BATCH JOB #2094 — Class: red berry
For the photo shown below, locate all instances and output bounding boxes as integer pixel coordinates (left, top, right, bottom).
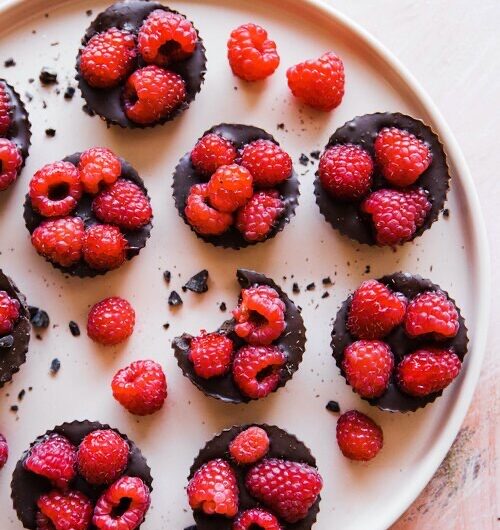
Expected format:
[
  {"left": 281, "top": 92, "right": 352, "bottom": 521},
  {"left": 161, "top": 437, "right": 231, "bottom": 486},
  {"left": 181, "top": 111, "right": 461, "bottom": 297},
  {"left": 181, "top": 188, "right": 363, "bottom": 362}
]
[
  {"left": 229, "top": 426, "right": 269, "bottom": 465},
  {"left": 112, "top": 359, "right": 167, "bottom": 416},
  {"left": 396, "top": 348, "right": 462, "bottom": 397},
  {"left": 233, "top": 345, "right": 286, "bottom": 399},
  {"left": 286, "top": 51, "right": 345, "bottom": 111},
  {"left": 227, "top": 23, "right": 280, "bottom": 81},
  {"left": 0, "top": 138, "right": 22, "bottom": 191},
  {"left": 185, "top": 183, "right": 233, "bottom": 235},
  {"left": 336, "top": 410, "right": 383, "bottom": 461},
  {"left": 207, "top": 164, "right": 253, "bottom": 213},
  {"left": 80, "top": 27, "right": 137, "bottom": 89},
  {"left": 235, "top": 190, "right": 284, "bottom": 242},
  {"left": 240, "top": 139, "right": 292, "bottom": 187},
  {"left": 0, "top": 434, "right": 8, "bottom": 470},
  {"left": 374, "top": 127, "right": 432, "bottom": 187},
  {"left": 77, "top": 429, "right": 129, "bottom": 485},
  {"left": 234, "top": 508, "right": 282, "bottom": 530},
  {"left": 361, "top": 187, "right": 431, "bottom": 246},
  {"left": 189, "top": 331, "right": 234, "bottom": 379},
  {"left": 190, "top": 133, "right": 237, "bottom": 176},
  {"left": 37, "top": 490, "right": 93, "bottom": 530},
  {"left": 0, "top": 290, "right": 20, "bottom": 335},
  {"left": 78, "top": 147, "right": 121, "bottom": 194},
  {"left": 245, "top": 458, "right": 323, "bottom": 523},
  {"left": 83, "top": 224, "right": 127, "bottom": 270},
  {"left": 0, "top": 82, "right": 11, "bottom": 136},
  {"left": 87, "top": 296, "right": 135, "bottom": 346},
  {"left": 123, "top": 65, "right": 186, "bottom": 125},
  {"left": 187, "top": 458, "right": 239, "bottom": 517}
]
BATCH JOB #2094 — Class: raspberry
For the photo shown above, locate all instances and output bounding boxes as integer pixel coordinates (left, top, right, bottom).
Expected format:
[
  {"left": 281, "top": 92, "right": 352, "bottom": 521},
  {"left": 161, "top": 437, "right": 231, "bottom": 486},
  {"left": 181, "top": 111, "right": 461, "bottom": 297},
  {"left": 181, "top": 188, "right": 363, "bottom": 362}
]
[
  {"left": 240, "top": 139, "right": 292, "bottom": 187},
  {"left": 93, "top": 476, "right": 151, "bottom": 530},
  {"left": 37, "top": 490, "right": 93, "bottom": 530},
  {"left": 83, "top": 224, "right": 127, "bottom": 270},
  {"left": 347, "top": 279, "right": 407, "bottom": 339},
  {"left": 0, "top": 290, "right": 20, "bottom": 335},
  {"left": 235, "top": 190, "right": 284, "bottom": 242},
  {"left": 123, "top": 65, "right": 186, "bottom": 125},
  {"left": 24, "top": 434, "right": 77, "bottom": 489},
  {"left": 0, "top": 138, "right": 22, "bottom": 191},
  {"left": 227, "top": 23, "right": 280, "bottom": 81},
  {"left": 233, "top": 345, "right": 286, "bottom": 399},
  {"left": 229, "top": 426, "right": 269, "bottom": 465},
  {"left": 80, "top": 27, "right": 137, "bottom": 88},
  {"left": 187, "top": 459, "right": 239, "bottom": 517},
  {"left": 233, "top": 285, "right": 286, "bottom": 345},
  {"left": 78, "top": 147, "right": 121, "bottom": 194},
  {"left": 207, "top": 164, "right": 253, "bottom": 213},
  {"left": 93, "top": 179, "right": 153, "bottom": 230},
  {"left": 112, "top": 359, "right": 167, "bottom": 415},
  {"left": 0, "top": 82, "right": 11, "bottom": 136},
  {"left": 185, "top": 183, "right": 233, "bottom": 235},
  {"left": 0, "top": 434, "right": 8, "bottom": 470},
  {"left": 404, "top": 291, "right": 459, "bottom": 339},
  {"left": 361, "top": 188, "right": 431, "bottom": 246},
  {"left": 138, "top": 10, "right": 197, "bottom": 66},
  {"left": 336, "top": 410, "right": 383, "bottom": 461},
  {"left": 31, "top": 217, "right": 85, "bottom": 267},
  {"left": 286, "top": 51, "right": 345, "bottom": 111},
  {"left": 245, "top": 458, "right": 323, "bottom": 523},
  {"left": 77, "top": 429, "right": 129, "bottom": 485},
  {"left": 87, "top": 296, "right": 135, "bottom": 346},
  {"left": 342, "top": 340, "right": 394, "bottom": 399},
  {"left": 29, "top": 161, "right": 83, "bottom": 217},
  {"left": 191, "top": 133, "right": 237, "bottom": 176},
  {"left": 396, "top": 348, "right": 462, "bottom": 397},
  {"left": 189, "top": 331, "right": 234, "bottom": 379},
  {"left": 375, "top": 127, "right": 432, "bottom": 187},
  {"left": 233, "top": 508, "right": 282, "bottom": 530}
]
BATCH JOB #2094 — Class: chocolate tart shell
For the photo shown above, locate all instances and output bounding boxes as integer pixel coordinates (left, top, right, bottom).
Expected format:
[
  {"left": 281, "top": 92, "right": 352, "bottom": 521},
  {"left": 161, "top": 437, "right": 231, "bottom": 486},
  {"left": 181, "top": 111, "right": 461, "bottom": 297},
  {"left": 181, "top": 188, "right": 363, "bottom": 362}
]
[
  {"left": 11, "top": 420, "right": 153, "bottom": 530},
  {"left": 314, "top": 112, "right": 450, "bottom": 245},
  {"left": 173, "top": 269, "right": 307, "bottom": 404},
  {"left": 172, "top": 123, "right": 300, "bottom": 249},
  {"left": 331, "top": 272, "right": 469, "bottom": 412}
]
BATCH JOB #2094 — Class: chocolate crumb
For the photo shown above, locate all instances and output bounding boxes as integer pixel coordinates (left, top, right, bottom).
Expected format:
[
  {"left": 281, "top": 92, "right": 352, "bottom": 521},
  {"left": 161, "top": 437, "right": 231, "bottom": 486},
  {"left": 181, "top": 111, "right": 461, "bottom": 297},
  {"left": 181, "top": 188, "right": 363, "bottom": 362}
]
[
  {"left": 322, "top": 292, "right": 330, "bottom": 299},
  {"left": 163, "top": 323, "right": 170, "bottom": 330},
  {"left": 64, "top": 86, "right": 75, "bottom": 100},
  {"left": 299, "top": 153, "right": 309, "bottom": 166},
  {"left": 183, "top": 269, "right": 209, "bottom": 293},
  {"left": 82, "top": 103, "right": 95, "bottom": 117},
  {"left": 50, "top": 358, "right": 61, "bottom": 374},
  {"left": 86, "top": 9, "right": 93, "bottom": 16},
  {"left": 292, "top": 282, "right": 300, "bottom": 294},
  {"left": 18, "top": 389, "right": 25, "bottom": 401},
  {"left": 443, "top": 208, "right": 450, "bottom": 218},
  {"left": 306, "top": 282, "right": 315, "bottom": 291},
  {"left": 168, "top": 291, "right": 183, "bottom": 307},
  {"left": 24, "top": 92, "right": 33, "bottom": 102},
  {"left": 326, "top": 400, "right": 340, "bottom": 413},
  {"left": 45, "top": 128, "right": 56, "bottom": 137},
  {"left": 42, "top": 101, "right": 47, "bottom": 109},
  {"left": 0, "top": 335, "right": 14, "bottom": 348},
  {"left": 39, "top": 67, "right": 58, "bottom": 85},
  {"left": 277, "top": 123, "right": 285, "bottom": 130},
  {"left": 35, "top": 334, "right": 42, "bottom": 340},
  {"left": 365, "top": 265, "right": 371, "bottom": 274},
  {"left": 322, "top": 276, "right": 332, "bottom": 286},
  {"left": 219, "top": 302, "right": 227, "bottom": 312},
  {"left": 28, "top": 78, "right": 34, "bottom": 84},
  {"left": 10, "top": 405, "right": 18, "bottom": 413},
  {"left": 29, "top": 306, "right": 50, "bottom": 329},
  {"left": 69, "top": 321, "right": 80, "bottom": 336},
  {"left": 310, "top": 150, "right": 321, "bottom": 160},
  {"left": 4, "top": 58, "right": 16, "bottom": 68},
  {"left": 50, "top": 41, "right": 59, "bottom": 47},
  {"left": 163, "top": 270, "right": 171, "bottom": 283}
]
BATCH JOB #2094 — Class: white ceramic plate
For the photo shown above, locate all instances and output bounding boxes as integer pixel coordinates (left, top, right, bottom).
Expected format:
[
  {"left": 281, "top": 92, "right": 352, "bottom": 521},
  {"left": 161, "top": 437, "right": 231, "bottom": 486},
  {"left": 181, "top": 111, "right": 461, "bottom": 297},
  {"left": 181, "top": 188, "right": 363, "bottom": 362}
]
[{"left": 0, "top": 1, "right": 490, "bottom": 529}]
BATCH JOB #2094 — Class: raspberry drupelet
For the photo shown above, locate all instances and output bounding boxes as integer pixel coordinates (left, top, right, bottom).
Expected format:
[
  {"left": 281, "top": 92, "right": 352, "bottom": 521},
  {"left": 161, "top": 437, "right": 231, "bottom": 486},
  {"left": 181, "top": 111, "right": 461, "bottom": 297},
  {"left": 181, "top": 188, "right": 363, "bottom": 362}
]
[
  {"left": 78, "top": 146, "right": 121, "bottom": 194},
  {"left": 36, "top": 490, "right": 93, "bottom": 530},
  {"left": 233, "top": 508, "right": 283, "bottom": 530},
  {"left": 0, "top": 82, "right": 11, "bottom": 136},
  {"left": 189, "top": 331, "right": 234, "bottom": 379},
  {"left": 336, "top": 410, "right": 383, "bottom": 461},
  {"left": 229, "top": 426, "right": 270, "bottom": 465},
  {"left": 185, "top": 183, "right": 233, "bottom": 235},
  {"left": 207, "top": 164, "right": 253, "bottom": 213},
  {"left": 190, "top": 133, "right": 237, "bottom": 176},
  {"left": 240, "top": 139, "right": 292, "bottom": 187},
  {"left": 0, "top": 290, "right": 20, "bottom": 335},
  {"left": 0, "top": 434, "right": 8, "bottom": 470},
  {"left": 0, "top": 138, "right": 22, "bottom": 191},
  {"left": 83, "top": 224, "right": 127, "bottom": 270},
  {"left": 87, "top": 296, "right": 135, "bottom": 346}
]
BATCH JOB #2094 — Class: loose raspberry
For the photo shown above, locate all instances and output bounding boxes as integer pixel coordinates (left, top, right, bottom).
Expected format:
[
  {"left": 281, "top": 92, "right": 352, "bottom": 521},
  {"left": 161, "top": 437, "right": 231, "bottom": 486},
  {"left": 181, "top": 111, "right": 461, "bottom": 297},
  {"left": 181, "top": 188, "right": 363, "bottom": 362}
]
[
  {"left": 347, "top": 279, "right": 407, "bottom": 339},
  {"left": 0, "top": 290, "right": 20, "bottom": 335},
  {"left": 245, "top": 458, "right": 323, "bottom": 523},
  {"left": 240, "top": 139, "right": 292, "bottom": 187},
  {"left": 93, "top": 476, "right": 151, "bottom": 530},
  {"left": 0, "top": 138, "right": 22, "bottom": 191},
  {"left": 375, "top": 127, "right": 432, "bottom": 187},
  {"left": 87, "top": 296, "right": 135, "bottom": 346},
  {"left": 227, "top": 23, "right": 280, "bottom": 81},
  {"left": 336, "top": 410, "right": 383, "bottom": 461},
  {"left": 80, "top": 27, "right": 137, "bottom": 88},
  {"left": 0, "top": 82, "right": 11, "bottom": 136},
  {"left": 233, "top": 285, "right": 286, "bottom": 345},
  {"left": 190, "top": 133, "right": 237, "bottom": 176},
  {"left": 29, "top": 161, "right": 83, "bottom": 217},
  {"left": 24, "top": 434, "right": 77, "bottom": 489},
  {"left": 78, "top": 147, "right": 121, "bottom": 194},
  {"left": 233, "top": 345, "right": 286, "bottom": 399},
  {"left": 361, "top": 188, "right": 431, "bottom": 246},
  {"left": 235, "top": 190, "right": 284, "bottom": 242},
  {"left": 185, "top": 183, "right": 233, "bottom": 235},
  {"left": 31, "top": 217, "right": 85, "bottom": 268},
  {"left": 83, "top": 224, "right": 127, "bottom": 270},
  {"left": 189, "top": 331, "right": 233, "bottom": 379},
  {"left": 187, "top": 459, "right": 239, "bottom": 517},
  {"left": 286, "top": 51, "right": 345, "bottom": 111},
  {"left": 229, "top": 426, "right": 269, "bottom": 465},
  {"left": 234, "top": 508, "right": 282, "bottom": 530},
  {"left": 123, "top": 65, "right": 186, "bottom": 125},
  {"left": 138, "top": 9, "right": 197, "bottom": 66},
  {"left": 207, "top": 164, "right": 253, "bottom": 213},
  {"left": 112, "top": 359, "right": 167, "bottom": 415},
  {"left": 37, "top": 490, "right": 93, "bottom": 530},
  {"left": 0, "top": 434, "right": 8, "bottom": 470},
  {"left": 404, "top": 291, "right": 459, "bottom": 339}
]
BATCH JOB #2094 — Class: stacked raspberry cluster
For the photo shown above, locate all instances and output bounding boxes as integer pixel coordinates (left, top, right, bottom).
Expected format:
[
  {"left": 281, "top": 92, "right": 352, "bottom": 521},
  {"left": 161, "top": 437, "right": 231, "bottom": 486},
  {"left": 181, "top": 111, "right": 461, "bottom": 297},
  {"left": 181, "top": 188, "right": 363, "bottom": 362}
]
[
  {"left": 0, "top": 81, "right": 23, "bottom": 191},
  {"left": 0, "top": 288, "right": 20, "bottom": 342}
]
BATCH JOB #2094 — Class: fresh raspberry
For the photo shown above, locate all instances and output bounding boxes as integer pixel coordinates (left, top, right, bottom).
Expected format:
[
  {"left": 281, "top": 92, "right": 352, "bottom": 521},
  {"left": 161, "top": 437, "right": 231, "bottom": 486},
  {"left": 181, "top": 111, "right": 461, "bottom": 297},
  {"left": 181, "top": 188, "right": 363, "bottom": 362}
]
[
  {"left": 24, "top": 434, "right": 77, "bottom": 489},
  {"left": 0, "top": 290, "right": 20, "bottom": 335},
  {"left": 138, "top": 9, "right": 197, "bottom": 66},
  {"left": 189, "top": 331, "right": 234, "bottom": 379},
  {"left": 336, "top": 410, "right": 383, "bottom": 461},
  {"left": 87, "top": 296, "right": 135, "bottom": 346},
  {"left": 112, "top": 359, "right": 167, "bottom": 416},
  {"left": 240, "top": 139, "right": 292, "bottom": 187},
  {"left": 227, "top": 23, "right": 280, "bottom": 81},
  {"left": 123, "top": 65, "right": 186, "bottom": 125},
  {"left": 0, "top": 138, "right": 22, "bottom": 191},
  {"left": 0, "top": 82, "right": 11, "bottom": 136},
  {"left": 229, "top": 426, "right": 269, "bottom": 465},
  {"left": 233, "top": 285, "right": 286, "bottom": 345},
  {"left": 78, "top": 147, "right": 121, "bottom": 194},
  {"left": 185, "top": 183, "right": 233, "bottom": 235},
  {"left": 93, "top": 476, "right": 151, "bottom": 530},
  {"left": 374, "top": 127, "right": 432, "bottom": 186},
  {"left": 233, "top": 345, "right": 286, "bottom": 399},
  {"left": 36, "top": 490, "right": 93, "bottom": 530},
  {"left": 77, "top": 429, "right": 129, "bottom": 485},
  {"left": 187, "top": 459, "right": 239, "bottom": 517},
  {"left": 286, "top": 51, "right": 345, "bottom": 111},
  {"left": 82, "top": 224, "right": 127, "bottom": 270},
  {"left": 190, "top": 133, "right": 237, "bottom": 176},
  {"left": 347, "top": 279, "right": 407, "bottom": 339},
  {"left": 404, "top": 291, "right": 459, "bottom": 339},
  {"left": 235, "top": 190, "right": 284, "bottom": 242},
  {"left": 0, "top": 434, "right": 8, "bottom": 470},
  {"left": 361, "top": 188, "right": 431, "bottom": 246},
  {"left": 31, "top": 217, "right": 85, "bottom": 268},
  {"left": 245, "top": 458, "right": 323, "bottom": 523},
  {"left": 29, "top": 161, "right": 83, "bottom": 217},
  {"left": 233, "top": 508, "right": 282, "bottom": 530},
  {"left": 80, "top": 27, "right": 137, "bottom": 88},
  {"left": 207, "top": 164, "right": 253, "bottom": 213}
]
